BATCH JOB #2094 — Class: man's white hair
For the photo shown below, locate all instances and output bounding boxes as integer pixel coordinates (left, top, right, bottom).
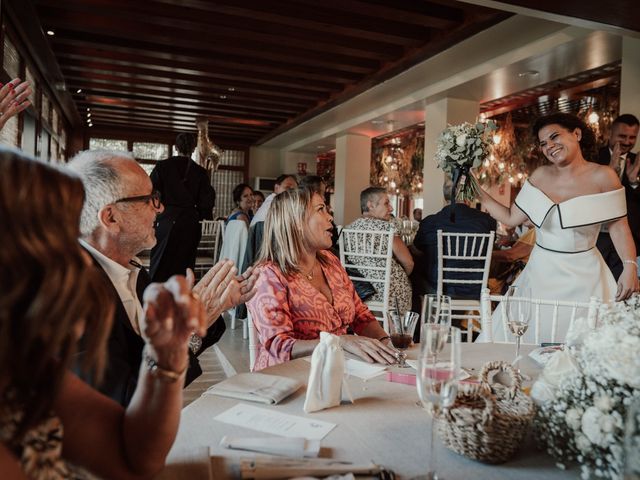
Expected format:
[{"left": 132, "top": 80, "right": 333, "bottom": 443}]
[{"left": 67, "top": 149, "right": 136, "bottom": 237}]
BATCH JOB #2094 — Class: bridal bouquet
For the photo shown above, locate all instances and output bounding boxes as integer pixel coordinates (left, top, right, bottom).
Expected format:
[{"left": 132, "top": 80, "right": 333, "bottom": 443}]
[
  {"left": 533, "top": 296, "right": 640, "bottom": 480},
  {"left": 434, "top": 120, "right": 497, "bottom": 202}
]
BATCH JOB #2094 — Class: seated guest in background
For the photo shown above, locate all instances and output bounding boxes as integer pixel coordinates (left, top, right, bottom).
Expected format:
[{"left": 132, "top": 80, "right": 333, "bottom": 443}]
[
  {"left": 149, "top": 132, "right": 216, "bottom": 282},
  {"left": 227, "top": 183, "right": 254, "bottom": 225},
  {"left": 413, "top": 178, "right": 496, "bottom": 299},
  {"left": 345, "top": 187, "right": 414, "bottom": 313},
  {"left": 0, "top": 147, "right": 201, "bottom": 478},
  {"left": 252, "top": 190, "right": 265, "bottom": 213},
  {"left": 250, "top": 173, "right": 298, "bottom": 226},
  {"left": 488, "top": 226, "right": 536, "bottom": 294},
  {"left": 413, "top": 207, "right": 423, "bottom": 222},
  {"left": 68, "top": 150, "right": 256, "bottom": 406},
  {"left": 247, "top": 187, "right": 396, "bottom": 370}
]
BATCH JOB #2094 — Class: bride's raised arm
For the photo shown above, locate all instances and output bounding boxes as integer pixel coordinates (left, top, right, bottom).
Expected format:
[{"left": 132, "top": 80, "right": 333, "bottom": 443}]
[{"left": 471, "top": 170, "right": 528, "bottom": 227}]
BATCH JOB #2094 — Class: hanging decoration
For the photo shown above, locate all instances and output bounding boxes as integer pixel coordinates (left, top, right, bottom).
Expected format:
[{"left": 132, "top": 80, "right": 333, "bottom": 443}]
[
  {"left": 477, "top": 114, "right": 532, "bottom": 189},
  {"left": 371, "top": 129, "right": 424, "bottom": 197},
  {"left": 195, "top": 117, "right": 223, "bottom": 176}
]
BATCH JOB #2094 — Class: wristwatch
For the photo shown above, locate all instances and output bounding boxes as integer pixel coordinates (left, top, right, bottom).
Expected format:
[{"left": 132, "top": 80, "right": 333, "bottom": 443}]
[{"left": 144, "top": 350, "right": 187, "bottom": 383}]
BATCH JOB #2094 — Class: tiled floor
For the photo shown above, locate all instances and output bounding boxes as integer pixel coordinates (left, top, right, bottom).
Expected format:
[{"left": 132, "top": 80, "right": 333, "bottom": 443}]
[{"left": 182, "top": 313, "right": 251, "bottom": 407}]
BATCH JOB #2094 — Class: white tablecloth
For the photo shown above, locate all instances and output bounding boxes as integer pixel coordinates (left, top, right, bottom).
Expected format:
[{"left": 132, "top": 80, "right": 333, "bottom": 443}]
[{"left": 162, "top": 343, "right": 578, "bottom": 479}]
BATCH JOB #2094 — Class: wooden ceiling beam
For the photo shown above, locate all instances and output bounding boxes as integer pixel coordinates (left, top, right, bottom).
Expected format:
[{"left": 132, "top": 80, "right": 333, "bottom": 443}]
[
  {"left": 56, "top": 51, "right": 348, "bottom": 91},
  {"left": 52, "top": 42, "right": 348, "bottom": 94},
  {"left": 39, "top": 10, "right": 384, "bottom": 72},
  {"left": 77, "top": 95, "right": 287, "bottom": 125},
  {"left": 36, "top": 0, "right": 407, "bottom": 59},
  {"left": 36, "top": 0, "right": 430, "bottom": 45},
  {"left": 66, "top": 80, "right": 306, "bottom": 114},
  {"left": 63, "top": 75, "right": 306, "bottom": 115}
]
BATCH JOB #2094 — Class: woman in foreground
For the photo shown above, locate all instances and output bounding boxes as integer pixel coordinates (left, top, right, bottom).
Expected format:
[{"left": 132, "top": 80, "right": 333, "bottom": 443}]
[
  {"left": 0, "top": 147, "right": 204, "bottom": 479},
  {"left": 247, "top": 187, "right": 396, "bottom": 370}
]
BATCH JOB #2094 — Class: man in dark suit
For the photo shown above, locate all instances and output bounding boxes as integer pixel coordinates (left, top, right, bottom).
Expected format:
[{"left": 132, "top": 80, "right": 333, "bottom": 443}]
[
  {"left": 150, "top": 133, "right": 216, "bottom": 282},
  {"left": 413, "top": 179, "right": 497, "bottom": 300},
  {"left": 592, "top": 114, "right": 639, "bottom": 280},
  {"left": 68, "top": 150, "right": 253, "bottom": 406}
]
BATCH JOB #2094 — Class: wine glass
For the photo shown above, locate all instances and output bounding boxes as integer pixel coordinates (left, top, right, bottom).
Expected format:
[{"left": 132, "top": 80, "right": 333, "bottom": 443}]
[
  {"left": 416, "top": 327, "right": 461, "bottom": 480},
  {"left": 419, "top": 294, "right": 452, "bottom": 350},
  {"left": 505, "top": 285, "right": 531, "bottom": 375},
  {"left": 387, "top": 310, "right": 419, "bottom": 367}
]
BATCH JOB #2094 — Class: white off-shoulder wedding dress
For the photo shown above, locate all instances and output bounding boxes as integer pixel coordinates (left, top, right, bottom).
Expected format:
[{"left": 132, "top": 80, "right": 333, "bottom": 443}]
[{"left": 482, "top": 180, "right": 625, "bottom": 344}]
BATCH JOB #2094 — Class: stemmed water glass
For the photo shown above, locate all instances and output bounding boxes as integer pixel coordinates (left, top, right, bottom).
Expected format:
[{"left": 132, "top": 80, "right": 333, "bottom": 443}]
[
  {"left": 420, "top": 294, "right": 452, "bottom": 354},
  {"left": 416, "top": 327, "right": 461, "bottom": 480},
  {"left": 505, "top": 285, "right": 531, "bottom": 376},
  {"left": 387, "top": 310, "right": 420, "bottom": 367}
]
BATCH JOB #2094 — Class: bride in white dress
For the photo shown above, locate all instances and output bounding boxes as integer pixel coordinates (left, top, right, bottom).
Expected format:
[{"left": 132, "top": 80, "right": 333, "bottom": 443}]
[{"left": 476, "top": 113, "right": 638, "bottom": 343}]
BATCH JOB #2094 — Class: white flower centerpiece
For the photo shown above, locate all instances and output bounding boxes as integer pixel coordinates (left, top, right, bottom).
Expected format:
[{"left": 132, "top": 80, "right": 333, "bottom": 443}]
[
  {"left": 534, "top": 295, "right": 640, "bottom": 480},
  {"left": 434, "top": 120, "right": 497, "bottom": 204}
]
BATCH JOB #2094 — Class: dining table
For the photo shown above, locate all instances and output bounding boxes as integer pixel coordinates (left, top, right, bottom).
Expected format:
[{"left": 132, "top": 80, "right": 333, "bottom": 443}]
[{"left": 160, "top": 342, "right": 578, "bottom": 480}]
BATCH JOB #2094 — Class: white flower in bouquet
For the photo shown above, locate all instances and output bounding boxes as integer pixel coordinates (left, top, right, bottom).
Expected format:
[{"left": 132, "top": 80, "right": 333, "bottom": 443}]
[{"left": 534, "top": 294, "right": 640, "bottom": 480}]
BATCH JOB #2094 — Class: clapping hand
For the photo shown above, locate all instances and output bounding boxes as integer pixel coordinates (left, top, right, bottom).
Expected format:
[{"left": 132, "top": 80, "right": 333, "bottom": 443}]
[
  {"left": 141, "top": 275, "right": 205, "bottom": 371},
  {"left": 626, "top": 156, "right": 640, "bottom": 184},
  {"left": 187, "top": 260, "right": 259, "bottom": 327},
  {"left": 0, "top": 78, "right": 31, "bottom": 130}
]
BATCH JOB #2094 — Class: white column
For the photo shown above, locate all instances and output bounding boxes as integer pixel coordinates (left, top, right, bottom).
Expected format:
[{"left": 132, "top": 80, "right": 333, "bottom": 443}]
[
  {"left": 620, "top": 36, "right": 640, "bottom": 120},
  {"left": 422, "top": 97, "right": 480, "bottom": 215},
  {"left": 334, "top": 133, "right": 371, "bottom": 226}
]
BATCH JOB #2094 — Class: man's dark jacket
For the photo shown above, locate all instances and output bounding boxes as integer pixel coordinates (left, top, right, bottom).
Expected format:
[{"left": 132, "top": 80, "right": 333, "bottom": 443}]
[
  {"left": 74, "top": 254, "right": 225, "bottom": 407},
  {"left": 592, "top": 147, "right": 640, "bottom": 279},
  {"left": 413, "top": 203, "right": 496, "bottom": 299}
]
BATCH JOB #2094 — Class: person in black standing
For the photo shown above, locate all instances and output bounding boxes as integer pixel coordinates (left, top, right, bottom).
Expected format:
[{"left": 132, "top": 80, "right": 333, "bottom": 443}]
[
  {"left": 150, "top": 133, "right": 216, "bottom": 282},
  {"left": 592, "top": 114, "right": 639, "bottom": 280}
]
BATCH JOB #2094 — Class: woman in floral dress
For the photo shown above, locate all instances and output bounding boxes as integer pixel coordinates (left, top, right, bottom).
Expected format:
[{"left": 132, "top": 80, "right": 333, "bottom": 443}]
[
  {"left": 247, "top": 187, "right": 396, "bottom": 370},
  {"left": 344, "top": 187, "right": 414, "bottom": 314}
]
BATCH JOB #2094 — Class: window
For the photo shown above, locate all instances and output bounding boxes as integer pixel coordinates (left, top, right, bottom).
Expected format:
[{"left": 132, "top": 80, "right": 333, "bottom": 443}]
[
  {"left": 3, "top": 35, "right": 20, "bottom": 79},
  {"left": 0, "top": 115, "right": 19, "bottom": 147},
  {"left": 133, "top": 142, "right": 168, "bottom": 160},
  {"left": 25, "top": 67, "right": 37, "bottom": 107},
  {"left": 213, "top": 169, "right": 244, "bottom": 218},
  {"left": 89, "top": 138, "right": 128, "bottom": 151},
  {"left": 21, "top": 113, "right": 36, "bottom": 155}
]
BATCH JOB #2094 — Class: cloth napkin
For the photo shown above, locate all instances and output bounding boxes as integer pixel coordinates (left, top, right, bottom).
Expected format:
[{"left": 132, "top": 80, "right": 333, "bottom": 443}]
[{"left": 204, "top": 373, "right": 302, "bottom": 405}]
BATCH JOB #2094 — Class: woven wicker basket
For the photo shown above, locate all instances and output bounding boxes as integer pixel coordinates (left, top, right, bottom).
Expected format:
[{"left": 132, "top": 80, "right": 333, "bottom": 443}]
[{"left": 436, "top": 360, "right": 536, "bottom": 464}]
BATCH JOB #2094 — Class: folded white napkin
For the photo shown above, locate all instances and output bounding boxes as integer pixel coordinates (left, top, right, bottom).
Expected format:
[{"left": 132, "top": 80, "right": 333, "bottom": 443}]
[
  {"left": 344, "top": 359, "right": 387, "bottom": 380},
  {"left": 220, "top": 435, "right": 320, "bottom": 458},
  {"left": 304, "top": 332, "right": 347, "bottom": 413},
  {"left": 205, "top": 373, "right": 302, "bottom": 405}
]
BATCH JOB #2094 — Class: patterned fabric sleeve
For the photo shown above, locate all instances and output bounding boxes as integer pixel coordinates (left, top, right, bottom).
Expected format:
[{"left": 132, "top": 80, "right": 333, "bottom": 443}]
[{"left": 247, "top": 264, "right": 297, "bottom": 364}]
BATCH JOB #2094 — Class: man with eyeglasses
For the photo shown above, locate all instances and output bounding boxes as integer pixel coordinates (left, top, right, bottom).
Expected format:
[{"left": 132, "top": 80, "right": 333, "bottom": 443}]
[
  {"left": 68, "top": 150, "right": 255, "bottom": 407},
  {"left": 150, "top": 132, "right": 216, "bottom": 282}
]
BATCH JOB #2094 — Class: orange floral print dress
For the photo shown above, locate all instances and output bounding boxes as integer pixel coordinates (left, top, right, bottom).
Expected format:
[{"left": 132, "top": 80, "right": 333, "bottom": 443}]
[{"left": 247, "top": 251, "right": 378, "bottom": 370}]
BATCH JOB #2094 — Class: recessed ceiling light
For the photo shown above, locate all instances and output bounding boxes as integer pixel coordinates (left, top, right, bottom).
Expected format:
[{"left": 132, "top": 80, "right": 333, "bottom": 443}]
[
  {"left": 87, "top": 113, "right": 91, "bottom": 117},
  {"left": 46, "top": 30, "right": 55, "bottom": 36},
  {"left": 518, "top": 70, "right": 539, "bottom": 78},
  {"left": 76, "top": 89, "right": 82, "bottom": 93},
  {"left": 228, "top": 87, "right": 235, "bottom": 92},
  {"left": 86, "top": 108, "right": 90, "bottom": 112},
  {"left": 219, "top": 95, "right": 227, "bottom": 99}
]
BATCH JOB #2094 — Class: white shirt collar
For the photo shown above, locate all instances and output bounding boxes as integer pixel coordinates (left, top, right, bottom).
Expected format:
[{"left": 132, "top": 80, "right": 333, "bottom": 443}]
[
  {"left": 80, "top": 238, "right": 134, "bottom": 282},
  {"left": 608, "top": 147, "right": 628, "bottom": 160}
]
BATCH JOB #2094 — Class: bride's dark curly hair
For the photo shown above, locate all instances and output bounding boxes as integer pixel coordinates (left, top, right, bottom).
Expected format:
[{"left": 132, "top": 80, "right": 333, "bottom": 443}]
[
  {"left": 0, "top": 148, "right": 114, "bottom": 441},
  {"left": 532, "top": 112, "right": 598, "bottom": 162}
]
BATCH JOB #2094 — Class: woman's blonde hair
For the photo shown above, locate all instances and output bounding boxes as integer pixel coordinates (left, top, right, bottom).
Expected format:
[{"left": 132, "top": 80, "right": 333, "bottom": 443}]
[
  {"left": 0, "top": 148, "right": 114, "bottom": 441},
  {"left": 257, "top": 187, "right": 328, "bottom": 276}
]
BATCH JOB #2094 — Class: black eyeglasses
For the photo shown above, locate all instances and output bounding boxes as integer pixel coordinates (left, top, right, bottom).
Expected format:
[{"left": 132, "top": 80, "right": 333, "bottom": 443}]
[{"left": 115, "top": 190, "right": 162, "bottom": 209}]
